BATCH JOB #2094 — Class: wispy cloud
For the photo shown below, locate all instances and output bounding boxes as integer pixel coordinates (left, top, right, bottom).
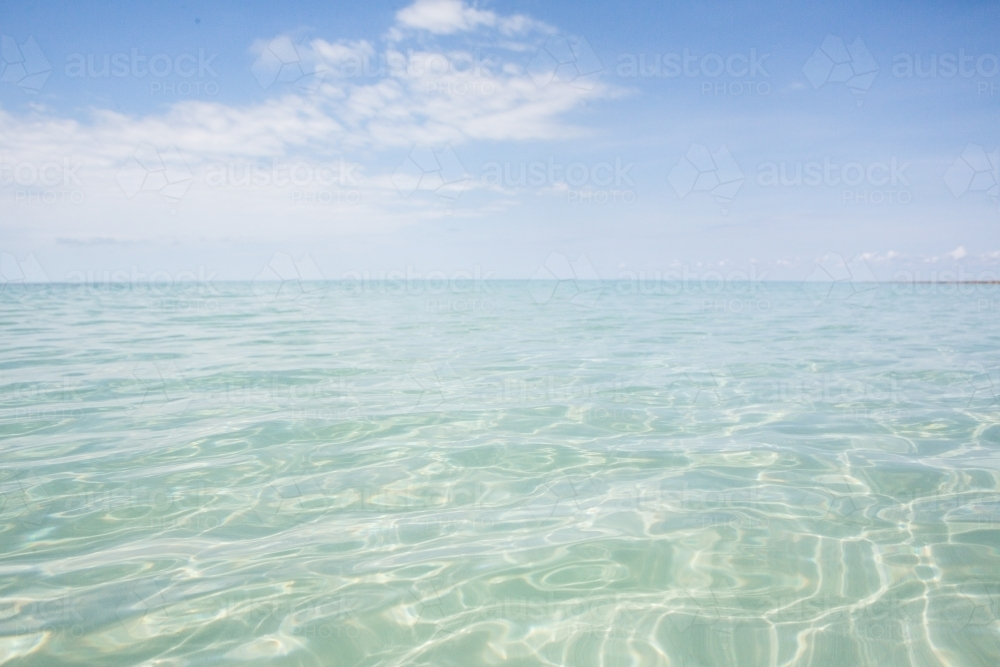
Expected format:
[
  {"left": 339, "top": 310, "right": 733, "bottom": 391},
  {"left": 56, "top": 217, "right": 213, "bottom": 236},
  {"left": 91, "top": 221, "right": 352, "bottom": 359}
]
[
  {"left": 1, "top": 0, "right": 616, "bottom": 243},
  {"left": 396, "top": 0, "right": 498, "bottom": 35}
]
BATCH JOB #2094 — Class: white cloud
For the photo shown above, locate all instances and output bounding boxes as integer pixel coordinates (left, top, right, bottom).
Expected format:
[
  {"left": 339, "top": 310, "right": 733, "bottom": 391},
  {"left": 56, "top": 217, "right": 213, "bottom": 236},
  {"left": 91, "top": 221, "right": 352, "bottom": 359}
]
[
  {"left": 858, "top": 250, "right": 901, "bottom": 264},
  {"left": 396, "top": 0, "right": 496, "bottom": 35},
  {"left": 0, "top": 9, "right": 616, "bottom": 247}
]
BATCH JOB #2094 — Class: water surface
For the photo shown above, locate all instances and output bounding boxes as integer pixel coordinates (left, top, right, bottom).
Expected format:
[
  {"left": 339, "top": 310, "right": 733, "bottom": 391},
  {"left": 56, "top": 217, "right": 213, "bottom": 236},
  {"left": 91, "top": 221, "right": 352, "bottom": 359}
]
[{"left": 1, "top": 281, "right": 999, "bottom": 666}]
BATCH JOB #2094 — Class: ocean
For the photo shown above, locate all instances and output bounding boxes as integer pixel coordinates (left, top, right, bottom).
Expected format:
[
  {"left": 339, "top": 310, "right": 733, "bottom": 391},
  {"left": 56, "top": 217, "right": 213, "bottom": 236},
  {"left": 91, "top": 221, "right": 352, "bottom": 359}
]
[{"left": 1, "top": 280, "right": 998, "bottom": 666}]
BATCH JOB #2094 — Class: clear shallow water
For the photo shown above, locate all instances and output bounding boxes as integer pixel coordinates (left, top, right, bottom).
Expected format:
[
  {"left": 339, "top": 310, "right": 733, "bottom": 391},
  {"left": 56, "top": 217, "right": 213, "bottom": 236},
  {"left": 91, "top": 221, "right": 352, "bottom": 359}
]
[{"left": 1, "top": 280, "right": 999, "bottom": 667}]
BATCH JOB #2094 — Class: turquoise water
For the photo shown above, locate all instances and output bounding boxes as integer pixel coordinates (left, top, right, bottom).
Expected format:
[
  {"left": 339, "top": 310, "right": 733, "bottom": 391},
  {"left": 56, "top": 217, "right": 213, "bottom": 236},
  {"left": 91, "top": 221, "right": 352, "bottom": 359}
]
[{"left": 1, "top": 281, "right": 999, "bottom": 667}]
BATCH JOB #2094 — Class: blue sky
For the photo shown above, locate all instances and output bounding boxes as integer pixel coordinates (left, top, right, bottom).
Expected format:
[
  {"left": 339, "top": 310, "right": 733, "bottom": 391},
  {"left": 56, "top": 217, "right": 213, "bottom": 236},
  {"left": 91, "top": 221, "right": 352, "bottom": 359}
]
[{"left": 1, "top": 0, "right": 998, "bottom": 283}]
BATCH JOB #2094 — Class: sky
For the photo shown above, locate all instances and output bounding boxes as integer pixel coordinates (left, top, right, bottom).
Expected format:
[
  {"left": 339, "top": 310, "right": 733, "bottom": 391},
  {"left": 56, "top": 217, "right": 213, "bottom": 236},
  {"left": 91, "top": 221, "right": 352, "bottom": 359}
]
[{"left": 0, "top": 0, "right": 998, "bottom": 284}]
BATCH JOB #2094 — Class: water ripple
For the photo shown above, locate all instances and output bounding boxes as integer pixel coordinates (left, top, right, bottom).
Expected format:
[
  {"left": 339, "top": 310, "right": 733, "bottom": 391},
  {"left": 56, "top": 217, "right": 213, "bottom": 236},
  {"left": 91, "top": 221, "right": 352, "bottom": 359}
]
[{"left": 1, "top": 283, "right": 998, "bottom": 666}]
